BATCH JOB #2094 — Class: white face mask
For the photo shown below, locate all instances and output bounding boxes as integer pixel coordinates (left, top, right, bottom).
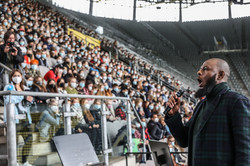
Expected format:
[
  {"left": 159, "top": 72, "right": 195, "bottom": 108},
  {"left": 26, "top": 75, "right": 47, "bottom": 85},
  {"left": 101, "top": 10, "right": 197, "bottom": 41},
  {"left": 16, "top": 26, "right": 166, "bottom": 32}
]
[
  {"left": 12, "top": 76, "right": 22, "bottom": 84},
  {"left": 50, "top": 106, "right": 58, "bottom": 112},
  {"left": 154, "top": 118, "right": 159, "bottom": 123},
  {"left": 85, "top": 103, "right": 90, "bottom": 109},
  {"left": 71, "top": 82, "right": 77, "bottom": 88}
]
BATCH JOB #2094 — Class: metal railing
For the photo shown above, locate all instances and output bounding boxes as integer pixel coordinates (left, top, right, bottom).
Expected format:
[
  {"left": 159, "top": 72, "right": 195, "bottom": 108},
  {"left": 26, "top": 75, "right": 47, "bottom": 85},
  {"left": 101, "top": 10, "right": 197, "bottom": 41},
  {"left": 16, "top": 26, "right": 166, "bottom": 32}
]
[
  {"left": 0, "top": 90, "right": 147, "bottom": 166},
  {"left": 0, "top": 62, "right": 12, "bottom": 88}
]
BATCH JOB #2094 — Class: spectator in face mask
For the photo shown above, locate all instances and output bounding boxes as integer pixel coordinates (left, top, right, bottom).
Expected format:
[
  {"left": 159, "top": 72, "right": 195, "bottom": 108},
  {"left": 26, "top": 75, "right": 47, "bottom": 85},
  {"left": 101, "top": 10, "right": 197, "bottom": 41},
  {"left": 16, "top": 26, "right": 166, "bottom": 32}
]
[
  {"left": 65, "top": 77, "right": 78, "bottom": 94},
  {"left": 18, "top": 38, "right": 27, "bottom": 56},
  {"left": 3, "top": 69, "right": 34, "bottom": 166},
  {"left": 30, "top": 76, "right": 48, "bottom": 105},
  {"left": 115, "top": 101, "right": 127, "bottom": 120},
  {"left": 96, "top": 84, "right": 105, "bottom": 96},
  {"left": 135, "top": 98, "right": 145, "bottom": 118},
  {"left": 111, "top": 83, "right": 120, "bottom": 97},
  {"left": 27, "top": 59, "right": 41, "bottom": 77},
  {"left": 147, "top": 113, "right": 163, "bottom": 140},
  {"left": 37, "top": 98, "right": 61, "bottom": 142},
  {"left": 89, "top": 99, "right": 102, "bottom": 152},
  {"left": 46, "top": 78, "right": 59, "bottom": 93}
]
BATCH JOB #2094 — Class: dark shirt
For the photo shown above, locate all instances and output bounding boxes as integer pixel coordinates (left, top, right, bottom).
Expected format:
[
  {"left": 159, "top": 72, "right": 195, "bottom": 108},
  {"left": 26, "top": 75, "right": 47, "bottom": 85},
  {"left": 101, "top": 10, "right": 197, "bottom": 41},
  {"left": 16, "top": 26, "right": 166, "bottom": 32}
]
[{"left": 0, "top": 44, "right": 24, "bottom": 69}]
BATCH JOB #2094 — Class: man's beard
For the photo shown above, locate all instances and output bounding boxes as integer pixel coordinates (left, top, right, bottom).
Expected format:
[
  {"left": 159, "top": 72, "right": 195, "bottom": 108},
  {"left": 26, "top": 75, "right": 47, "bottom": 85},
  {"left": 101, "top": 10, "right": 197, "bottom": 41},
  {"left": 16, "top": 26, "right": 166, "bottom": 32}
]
[{"left": 195, "top": 74, "right": 217, "bottom": 98}]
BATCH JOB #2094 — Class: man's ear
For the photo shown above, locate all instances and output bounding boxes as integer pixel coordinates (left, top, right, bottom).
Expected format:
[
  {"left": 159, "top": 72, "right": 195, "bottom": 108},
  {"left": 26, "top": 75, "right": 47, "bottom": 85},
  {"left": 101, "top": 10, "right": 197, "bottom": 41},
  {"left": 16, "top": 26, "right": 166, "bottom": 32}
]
[{"left": 217, "top": 71, "right": 225, "bottom": 80}]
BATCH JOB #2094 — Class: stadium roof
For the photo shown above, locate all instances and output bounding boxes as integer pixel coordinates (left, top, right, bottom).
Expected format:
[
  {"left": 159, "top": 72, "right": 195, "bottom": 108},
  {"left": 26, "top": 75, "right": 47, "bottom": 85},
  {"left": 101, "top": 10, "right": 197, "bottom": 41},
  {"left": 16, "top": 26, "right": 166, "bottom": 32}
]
[{"left": 53, "top": 0, "right": 250, "bottom": 21}]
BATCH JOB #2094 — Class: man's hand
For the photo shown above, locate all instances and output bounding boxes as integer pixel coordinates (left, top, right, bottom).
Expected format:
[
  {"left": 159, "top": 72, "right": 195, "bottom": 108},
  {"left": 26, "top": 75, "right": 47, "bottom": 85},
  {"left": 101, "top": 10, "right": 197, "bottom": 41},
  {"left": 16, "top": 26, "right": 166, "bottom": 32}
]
[{"left": 166, "top": 93, "right": 181, "bottom": 116}]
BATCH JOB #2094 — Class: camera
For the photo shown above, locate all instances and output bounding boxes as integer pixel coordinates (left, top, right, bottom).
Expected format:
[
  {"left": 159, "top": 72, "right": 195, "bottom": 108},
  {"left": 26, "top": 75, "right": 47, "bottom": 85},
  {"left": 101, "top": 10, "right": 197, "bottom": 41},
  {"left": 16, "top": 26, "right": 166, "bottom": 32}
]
[{"left": 7, "top": 41, "right": 16, "bottom": 53}]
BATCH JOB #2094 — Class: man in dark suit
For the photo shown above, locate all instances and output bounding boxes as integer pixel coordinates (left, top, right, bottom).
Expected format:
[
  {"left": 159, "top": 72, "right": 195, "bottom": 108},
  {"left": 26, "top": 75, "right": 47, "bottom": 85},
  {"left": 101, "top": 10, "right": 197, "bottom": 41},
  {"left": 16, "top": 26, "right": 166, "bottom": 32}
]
[{"left": 165, "top": 58, "right": 249, "bottom": 166}]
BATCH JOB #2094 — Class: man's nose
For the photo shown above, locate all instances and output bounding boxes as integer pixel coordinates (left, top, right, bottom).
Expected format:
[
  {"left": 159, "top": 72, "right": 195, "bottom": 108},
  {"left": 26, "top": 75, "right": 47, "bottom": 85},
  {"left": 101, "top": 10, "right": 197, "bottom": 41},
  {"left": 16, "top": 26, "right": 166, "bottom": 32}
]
[{"left": 197, "top": 69, "right": 202, "bottom": 76}]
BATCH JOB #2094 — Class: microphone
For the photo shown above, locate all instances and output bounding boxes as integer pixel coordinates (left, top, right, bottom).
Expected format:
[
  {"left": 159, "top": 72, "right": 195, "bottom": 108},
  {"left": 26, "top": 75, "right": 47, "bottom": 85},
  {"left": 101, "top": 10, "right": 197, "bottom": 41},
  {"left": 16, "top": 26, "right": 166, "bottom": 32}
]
[{"left": 164, "top": 89, "right": 185, "bottom": 115}]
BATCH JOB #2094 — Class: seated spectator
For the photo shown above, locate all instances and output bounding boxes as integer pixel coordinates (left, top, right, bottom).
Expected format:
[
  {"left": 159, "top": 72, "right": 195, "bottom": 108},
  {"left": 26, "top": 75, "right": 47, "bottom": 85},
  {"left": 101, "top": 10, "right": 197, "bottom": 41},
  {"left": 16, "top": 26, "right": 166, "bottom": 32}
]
[
  {"left": 86, "top": 70, "right": 96, "bottom": 84},
  {"left": 65, "top": 77, "right": 78, "bottom": 94},
  {"left": 144, "top": 101, "right": 152, "bottom": 119},
  {"left": 104, "top": 82, "right": 112, "bottom": 96},
  {"left": 25, "top": 75, "right": 34, "bottom": 90},
  {"left": 96, "top": 84, "right": 105, "bottom": 96},
  {"left": 111, "top": 83, "right": 120, "bottom": 97},
  {"left": 147, "top": 113, "right": 163, "bottom": 140},
  {"left": 37, "top": 98, "right": 61, "bottom": 142},
  {"left": 44, "top": 64, "right": 63, "bottom": 82},
  {"left": 57, "top": 78, "right": 67, "bottom": 94},
  {"left": 167, "top": 135, "right": 186, "bottom": 165},
  {"left": 119, "top": 88, "right": 129, "bottom": 97},
  {"left": 135, "top": 98, "right": 145, "bottom": 118},
  {"left": 77, "top": 78, "right": 86, "bottom": 94},
  {"left": 18, "top": 38, "right": 27, "bottom": 56},
  {"left": 0, "top": 30, "right": 24, "bottom": 69},
  {"left": 132, "top": 124, "right": 141, "bottom": 139},
  {"left": 70, "top": 98, "right": 87, "bottom": 132},
  {"left": 115, "top": 102, "right": 127, "bottom": 120},
  {"left": 83, "top": 80, "right": 93, "bottom": 95},
  {"left": 106, "top": 73, "right": 113, "bottom": 88},
  {"left": 30, "top": 76, "right": 48, "bottom": 108},
  {"left": 27, "top": 59, "right": 41, "bottom": 77},
  {"left": 159, "top": 117, "right": 171, "bottom": 139},
  {"left": 46, "top": 78, "right": 59, "bottom": 93},
  {"left": 105, "top": 99, "right": 117, "bottom": 121}
]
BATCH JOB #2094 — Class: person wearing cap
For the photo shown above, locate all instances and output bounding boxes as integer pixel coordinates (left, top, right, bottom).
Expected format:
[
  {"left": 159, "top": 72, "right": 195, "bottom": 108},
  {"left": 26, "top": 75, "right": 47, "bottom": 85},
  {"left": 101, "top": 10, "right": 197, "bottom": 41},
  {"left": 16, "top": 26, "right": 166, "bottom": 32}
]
[
  {"left": 27, "top": 59, "right": 41, "bottom": 77},
  {"left": 44, "top": 64, "right": 63, "bottom": 82}
]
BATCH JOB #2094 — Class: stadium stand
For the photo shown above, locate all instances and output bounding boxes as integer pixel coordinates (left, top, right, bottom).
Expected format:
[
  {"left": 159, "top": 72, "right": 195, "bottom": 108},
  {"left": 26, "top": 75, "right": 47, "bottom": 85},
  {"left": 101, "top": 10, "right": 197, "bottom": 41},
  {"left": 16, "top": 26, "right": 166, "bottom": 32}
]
[{"left": 0, "top": 0, "right": 249, "bottom": 165}]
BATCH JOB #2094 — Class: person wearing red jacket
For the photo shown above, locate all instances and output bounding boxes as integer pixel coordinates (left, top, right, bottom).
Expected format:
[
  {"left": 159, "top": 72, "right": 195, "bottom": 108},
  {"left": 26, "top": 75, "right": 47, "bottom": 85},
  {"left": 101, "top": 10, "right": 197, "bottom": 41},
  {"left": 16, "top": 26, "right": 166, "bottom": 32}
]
[{"left": 44, "top": 64, "right": 63, "bottom": 82}]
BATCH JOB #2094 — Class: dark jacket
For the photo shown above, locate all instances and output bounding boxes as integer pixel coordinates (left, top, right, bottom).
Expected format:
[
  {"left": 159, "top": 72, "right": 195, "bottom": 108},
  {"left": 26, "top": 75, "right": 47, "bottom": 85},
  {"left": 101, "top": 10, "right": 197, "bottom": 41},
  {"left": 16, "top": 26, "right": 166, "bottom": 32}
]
[
  {"left": 147, "top": 120, "right": 163, "bottom": 140},
  {"left": 0, "top": 44, "right": 24, "bottom": 69},
  {"left": 165, "top": 83, "right": 250, "bottom": 166},
  {"left": 90, "top": 106, "right": 101, "bottom": 125},
  {"left": 30, "top": 85, "right": 48, "bottom": 103}
]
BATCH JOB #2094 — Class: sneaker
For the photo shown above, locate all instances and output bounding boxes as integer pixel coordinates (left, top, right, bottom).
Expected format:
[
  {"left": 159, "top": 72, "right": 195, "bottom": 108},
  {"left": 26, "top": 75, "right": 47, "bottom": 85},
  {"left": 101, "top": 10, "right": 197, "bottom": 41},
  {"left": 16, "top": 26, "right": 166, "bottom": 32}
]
[{"left": 22, "top": 161, "right": 33, "bottom": 166}]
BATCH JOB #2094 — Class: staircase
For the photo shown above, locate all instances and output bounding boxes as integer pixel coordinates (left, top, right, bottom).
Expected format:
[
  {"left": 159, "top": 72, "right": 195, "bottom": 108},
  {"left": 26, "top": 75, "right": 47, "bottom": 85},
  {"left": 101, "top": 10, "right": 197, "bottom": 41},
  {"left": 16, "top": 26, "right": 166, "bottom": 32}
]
[{"left": 0, "top": 105, "right": 62, "bottom": 166}]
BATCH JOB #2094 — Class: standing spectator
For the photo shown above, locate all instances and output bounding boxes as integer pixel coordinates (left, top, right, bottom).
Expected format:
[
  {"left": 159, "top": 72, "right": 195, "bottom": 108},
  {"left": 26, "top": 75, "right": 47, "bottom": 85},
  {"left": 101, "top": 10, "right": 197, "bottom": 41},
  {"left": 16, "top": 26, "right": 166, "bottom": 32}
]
[
  {"left": 3, "top": 69, "right": 33, "bottom": 166},
  {"left": 0, "top": 31, "right": 24, "bottom": 69},
  {"left": 89, "top": 100, "right": 102, "bottom": 152}
]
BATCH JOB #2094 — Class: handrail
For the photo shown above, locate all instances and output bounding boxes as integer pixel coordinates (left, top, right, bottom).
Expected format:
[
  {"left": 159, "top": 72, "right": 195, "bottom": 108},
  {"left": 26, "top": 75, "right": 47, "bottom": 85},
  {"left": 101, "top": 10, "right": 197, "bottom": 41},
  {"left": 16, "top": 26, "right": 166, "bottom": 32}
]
[
  {"left": 0, "top": 62, "right": 12, "bottom": 73},
  {"left": 0, "top": 91, "right": 130, "bottom": 100}
]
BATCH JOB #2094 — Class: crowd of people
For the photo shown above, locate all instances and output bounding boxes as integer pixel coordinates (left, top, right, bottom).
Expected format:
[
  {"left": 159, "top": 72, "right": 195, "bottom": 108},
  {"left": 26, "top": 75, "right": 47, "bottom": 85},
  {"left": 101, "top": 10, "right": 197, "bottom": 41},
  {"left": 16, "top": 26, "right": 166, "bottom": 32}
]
[{"left": 0, "top": 0, "right": 194, "bottom": 165}]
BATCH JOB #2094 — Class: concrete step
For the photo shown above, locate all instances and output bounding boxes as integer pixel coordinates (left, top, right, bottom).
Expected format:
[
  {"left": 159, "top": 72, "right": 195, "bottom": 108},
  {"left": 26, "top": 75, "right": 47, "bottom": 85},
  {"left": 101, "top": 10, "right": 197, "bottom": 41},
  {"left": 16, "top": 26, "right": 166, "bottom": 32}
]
[
  {"left": 17, "top": 131, "right": 39, "bottom": 143},
  {"left": 29, "top": 142, "right": 52, "bottom": 156},
  {"left": 0, "top": 136, "right": 6, "bottom": 144},
  {"left": 27, "top": 152, "right": 61, "bottom": 166}
]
